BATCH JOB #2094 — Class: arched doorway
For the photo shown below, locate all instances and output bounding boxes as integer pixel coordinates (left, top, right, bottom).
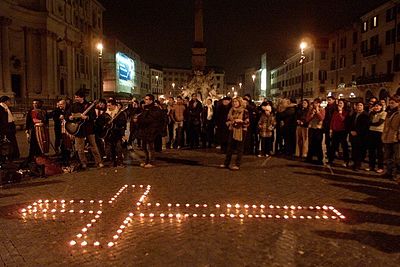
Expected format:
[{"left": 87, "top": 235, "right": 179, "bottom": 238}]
[
  {"left": 379, "top": 88, "right": 389, "bottom": 100},
  {"left": 365, "top": 90, "right": 374, "bottom": 102}
]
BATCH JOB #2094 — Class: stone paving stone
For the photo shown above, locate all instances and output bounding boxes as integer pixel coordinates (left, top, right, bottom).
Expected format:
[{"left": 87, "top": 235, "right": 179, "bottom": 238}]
[{"left": 0, "top": 149, "right": 399, "bottom": 266}]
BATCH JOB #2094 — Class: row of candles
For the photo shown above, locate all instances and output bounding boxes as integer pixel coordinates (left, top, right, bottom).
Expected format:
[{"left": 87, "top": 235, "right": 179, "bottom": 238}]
[
  {"left": 20, "top": 184, "right": 345, "bottom": 249},
  {"left": 106, "top": 185, "right": 152, "bottom": 248}
]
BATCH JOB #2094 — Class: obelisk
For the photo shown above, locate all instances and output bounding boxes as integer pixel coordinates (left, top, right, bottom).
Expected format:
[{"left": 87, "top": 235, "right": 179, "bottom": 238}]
[{"left": 191, "top": 0, "right": 207, "bottom": 72}]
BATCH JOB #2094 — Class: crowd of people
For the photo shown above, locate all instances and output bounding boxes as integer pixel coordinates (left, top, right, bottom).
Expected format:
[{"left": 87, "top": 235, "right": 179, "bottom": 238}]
[{"left": 1, "top": 90, "right": 400, "bottom": 184}]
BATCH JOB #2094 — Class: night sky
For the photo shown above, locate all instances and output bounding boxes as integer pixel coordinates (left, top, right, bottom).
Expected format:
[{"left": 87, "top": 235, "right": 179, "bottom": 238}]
[{"left": 99, "top": 0, "right": 387, "bottom": 82}]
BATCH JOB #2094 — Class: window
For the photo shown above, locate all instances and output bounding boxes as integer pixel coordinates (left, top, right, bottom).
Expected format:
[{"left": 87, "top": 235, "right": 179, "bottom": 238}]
[
  {"left": 370, "top": 35, "right": 379, "bottom": 50},
  {"left": 340, "top": 56, "right": 346, "bottom": 68},
  {"left": 371, "top": 64, "right": 376, "bottom": 75},
  {"left": 320, "top": 51, "right": 326, "bottom": 60},
  {"left": 332, "top": 42, "right": 336, "bottom": 53},
  {"left": 362, "top": 67, "right": 366, "bottom": 76},
  {"left": 340, "top": 37, "right": 347, "bottom": 49},
  {"left": 362, "top": 21, "right": 368, "bottom": 32},
  {"left": 361, "top": 40, "right": 368, "bottom": 54},
  {"left": 330, "top": 58, "right": 336, "bottom": 70},
  {"left": 386, "top": 28, "right": 396, "bottom": 45},
  {"left": 310, "top": 72, "right": 313, "bottom": 81},
  {"left": 352, "top": 74, "right": 356, "bottom": 81},
  {"left": 340, "top": 77, "right": 344, "bottom": 83},
  {"left": 352, "top": 51, "right": 357, "bottom": 65},
  {"left": 387, "top": 7, "right": 396, "bottom": 22},
  {"left": 372, "top": 16, "right": 378, "bottom": 28},
  {"left": 387, "top": 60, "right": 393, "bottom": 74},
  {"left": 353, "top": 32, "right": 358, "bottom": 44}
]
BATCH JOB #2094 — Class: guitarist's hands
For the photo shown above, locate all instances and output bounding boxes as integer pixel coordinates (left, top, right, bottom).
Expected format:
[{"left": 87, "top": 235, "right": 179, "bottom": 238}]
[
  {"left": 69, "top": 115, "right": 73, "bottom": 120},
  {"left": 81, "top": 115, "right": 88, "bottom": 120}
]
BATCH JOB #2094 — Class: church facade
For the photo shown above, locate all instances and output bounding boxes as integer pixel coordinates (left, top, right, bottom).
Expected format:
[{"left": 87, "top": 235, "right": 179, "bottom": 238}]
[{"left": 0, "top": 0, "right": 104, "bottom": 108}]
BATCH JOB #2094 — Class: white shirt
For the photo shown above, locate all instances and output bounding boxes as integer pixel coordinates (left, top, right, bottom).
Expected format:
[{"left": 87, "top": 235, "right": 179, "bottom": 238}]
[{"left": 0, "top": 102, "right": 15, "bottom": 123}]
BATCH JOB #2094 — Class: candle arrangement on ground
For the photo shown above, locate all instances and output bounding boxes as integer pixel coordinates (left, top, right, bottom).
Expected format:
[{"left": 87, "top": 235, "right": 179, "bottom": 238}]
[{"left": 19, "top": 184, "right": 345, "bottom": 250}]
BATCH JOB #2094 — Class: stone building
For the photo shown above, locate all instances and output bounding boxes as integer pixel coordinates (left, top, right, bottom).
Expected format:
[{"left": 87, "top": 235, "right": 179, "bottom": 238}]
[{"left": 0, "top": 0, "right": 104, "bottom": 108}]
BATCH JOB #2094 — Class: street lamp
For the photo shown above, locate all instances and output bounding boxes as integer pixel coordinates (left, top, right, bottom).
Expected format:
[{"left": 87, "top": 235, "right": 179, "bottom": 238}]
[
  {"left": 96, "top": 42, "right": 104, "bottom": 99},
  {"left": 155, "top": 75, "right": 159, "bottom": 99},
  {"left": 252, "top": 74, "right": 256, "bottom": 99},
  {"left": 239, "top": 82, "right": 242, "bottom": 95},
  {"left": 172, "top": 82, "right": 175, "bottom": 96},
  {"left": 299, "top": 41, "right": 308, "bottom": 101}
]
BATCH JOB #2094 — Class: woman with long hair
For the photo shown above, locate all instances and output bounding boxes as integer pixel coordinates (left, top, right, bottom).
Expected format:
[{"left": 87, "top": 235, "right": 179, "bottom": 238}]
[{"left": 220, "top": 97, "right": 250, "bottom": 170}]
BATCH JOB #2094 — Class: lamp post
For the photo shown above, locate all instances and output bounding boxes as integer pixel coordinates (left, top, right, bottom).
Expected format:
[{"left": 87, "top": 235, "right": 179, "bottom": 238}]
[
  {"left": 251, "top": 74, "right": 256, "bottom": 99},
  {"left": 299, "top": 41, "right": 308, "bottom": 101},
  {"left": 239, "top": 82, "right": 242, "bottom": 95},
  {"left": 172, "top": 82, "right": 175, "bottom": 96},
  {"left": 96, "top": 42, "right": 103, "bottom": 99},
  {"left": 155, "top": 75, "right": 159, "bottom": 99}
]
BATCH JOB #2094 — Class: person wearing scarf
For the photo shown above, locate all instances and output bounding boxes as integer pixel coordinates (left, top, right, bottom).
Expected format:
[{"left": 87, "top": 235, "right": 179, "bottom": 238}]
[
  {"left": 220, "top": 97, "right": 249, "bottom": 170},
  {"left": 0, "top": 96, "right": 19, "bottom": 161}
]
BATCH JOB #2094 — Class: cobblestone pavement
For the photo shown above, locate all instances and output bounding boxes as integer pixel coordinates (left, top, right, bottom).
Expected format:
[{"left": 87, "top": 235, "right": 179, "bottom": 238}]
[{"left": 1, "top": 148, "right": 400, "bottom": 266}]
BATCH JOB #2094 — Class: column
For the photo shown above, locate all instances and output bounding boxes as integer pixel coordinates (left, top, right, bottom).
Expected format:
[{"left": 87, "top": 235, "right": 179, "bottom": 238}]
[{"left": 0, "top": 17, "right": 12, "bottom": 95}]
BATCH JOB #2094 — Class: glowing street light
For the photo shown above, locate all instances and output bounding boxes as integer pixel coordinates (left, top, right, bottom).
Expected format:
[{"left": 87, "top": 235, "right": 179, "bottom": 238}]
[
  {"left": 96, "top": 42, "right": 104, "bottom": 98},
  {"left": 299, "top": 41, "right": 308, "bottom": 101},
  {"left": 252, "top": 74, "right": 256, "bottom": 99}
]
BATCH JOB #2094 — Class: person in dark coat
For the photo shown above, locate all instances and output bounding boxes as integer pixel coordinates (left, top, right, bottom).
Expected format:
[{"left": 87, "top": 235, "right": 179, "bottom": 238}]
[
  {"left": 201, "top": 98, "right": 215, "bottom": 148},
  {"left": 187, "top": 93, "right": 203, "bottom": 149},
  {"left": 0, "top": 96, "right": 19, "bottom": 161},
  {"left": 348, "top": 102, "right": 369, "bottom": 170},
  {"left": 104, "top": 99, "right": 128, "bottom": 167},
  {"left": 323, "top": 95, "right": 336, "bottom": 161},
  {"left": 281, "top": 97, "right": 298, "bottom": 157},
  {"left": 65, "top": 89, "right": 103, "bottom": 169},
  {"left": 137, "top": 94, "right": 164, "bottom": 168},
  {"left": 215, "top": 97, "right": 231, "bottom": 153}
]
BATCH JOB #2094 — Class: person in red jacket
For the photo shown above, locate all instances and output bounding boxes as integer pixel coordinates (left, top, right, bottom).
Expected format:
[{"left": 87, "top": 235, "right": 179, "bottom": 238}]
[{"left": 327, "top": 99, "right": 350, "bottom": 166}]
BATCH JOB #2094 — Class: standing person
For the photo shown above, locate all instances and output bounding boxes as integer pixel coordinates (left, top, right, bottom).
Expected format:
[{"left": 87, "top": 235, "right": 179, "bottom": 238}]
[
  {"left": 127, "top": 100, "right": 141, "bottom": 150},
  {"left": 366, "top": 102, "right": 386, "bottom": 173},
  {"left": 187, "top": 93, "right": 203, "bottom": 149},
  {"left": 0, "top": 96, "right": 19, "bottom": 161},
  {"left": 166, "top": 96, "right": 175, "bottom": 149},
  {"left": 306, "top": 98, "right": 325, "bottom": 165},
  {"left": 170, "top": 96, "right": 186, "bottom": 148},
  {"left": 51, "top": 100, "right": 66, "bottom": 155},
  {"left": 382, "top": 96, "right": 400, "bottom": 182},
  {"left": 258, "top": 103, "right": 275, "bottom": 157},
  {"left": 104, "top": 99, "right": 128, "bottom": 167},
  {"left": 323, "top": 95, "right": 336, "bottom": 161},
  {"left": 215, "top": 97, "right": 231, "bottom": 153},
  {"left": 281, "top": 97, "right": 297, "bottom": 157},
  {"left": 25, "top": 99, "right": 48, "bottom": 161},
  {"left": 275, "top": 99, "right": 287, "bottom": 154},
  {"left": 296, "top": 99, "right": 309, "bottom": 159},
  {"left": 220, "top": 97, "right": 249, "bottom": 170},
  {"left": 328, "top": 99, "right": 350, "bottom": 166},
  {"left": 137, "top": 94, "right": 163, "bottom": 168},
  {"left": 243, "top": 95, "right": 258, "bottom": 155},
  {"left": 348, "top": 102, "right": 369, "bottom": 171},
  {"left": 201, "top": 98, "right": 215, "bottom": 148},
  {"left": 93, "top": 98, "right": 107, "bottom": 158},
  {"left": 66, "top": 89, "right": 103, "bottom": 170}
]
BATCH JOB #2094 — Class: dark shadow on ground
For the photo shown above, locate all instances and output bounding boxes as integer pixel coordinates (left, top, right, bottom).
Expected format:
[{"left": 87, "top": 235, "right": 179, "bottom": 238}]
[
  {"left": 315, "top": 229, "right": 400, "bottom": 253},
  {"left": 338, "top": 207, "right": 400, "bottom": 226},
  {"left": 0, "top": 179, "right": 65, "bottom": 189},
  {"left": 156, "top": 156, "right": 202, "bottom": 166},
  {"left": 0, "top": 192, "right": 20, "bottom": 198},
  {"left": 287, "top": 164, "right": 383, "bottom": 179},
  {"left": 0, "top": 202, "right": 32, "bottom": 219}
]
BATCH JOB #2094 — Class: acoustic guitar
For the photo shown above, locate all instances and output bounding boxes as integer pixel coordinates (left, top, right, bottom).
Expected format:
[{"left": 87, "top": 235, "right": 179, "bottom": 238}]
[
  {"left": 98, "top": 106, "right": 129, "bottom": 139},
  {"left": 65, "top": 100, "right": 98, "bottom": 136}
]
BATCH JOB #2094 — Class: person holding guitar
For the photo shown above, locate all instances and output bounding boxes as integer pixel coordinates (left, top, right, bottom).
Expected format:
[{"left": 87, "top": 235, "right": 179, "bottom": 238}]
[
  {"left": 104, "top": 99, "right": 128, "bottom": 167},
  {"left": 66, "top": 89, "right": 103, "bottom": 170}
]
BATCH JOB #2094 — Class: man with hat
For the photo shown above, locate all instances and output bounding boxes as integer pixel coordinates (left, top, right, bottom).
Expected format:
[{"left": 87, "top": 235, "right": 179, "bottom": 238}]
[
  {"left": 66, "top": 89, "right": 103, "bottom": 169},
  {"left": 0, "top": 96, "right": 19, "bottom": 161}
]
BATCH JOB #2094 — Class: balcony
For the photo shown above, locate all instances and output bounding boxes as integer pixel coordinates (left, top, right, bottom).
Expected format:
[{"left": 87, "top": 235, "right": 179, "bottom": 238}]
[
  {"left": 362, "top": 46, "right": 382, "bottom": 57},
  {"left": 355, "top": 73, "right": 394, "bottom": 85}
]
